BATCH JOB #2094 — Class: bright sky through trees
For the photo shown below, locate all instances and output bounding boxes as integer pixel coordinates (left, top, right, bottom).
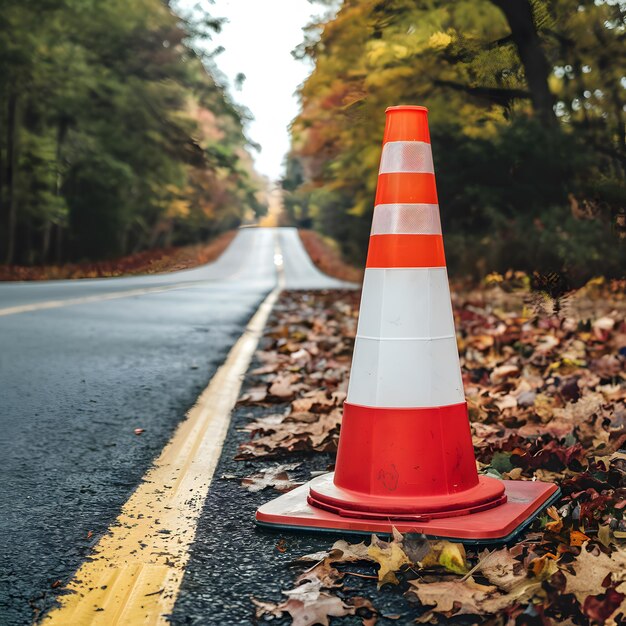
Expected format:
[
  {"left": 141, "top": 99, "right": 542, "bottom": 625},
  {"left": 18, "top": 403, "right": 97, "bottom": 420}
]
[{"left": 203, "top": 0, "right": 323, "bottom": 181}]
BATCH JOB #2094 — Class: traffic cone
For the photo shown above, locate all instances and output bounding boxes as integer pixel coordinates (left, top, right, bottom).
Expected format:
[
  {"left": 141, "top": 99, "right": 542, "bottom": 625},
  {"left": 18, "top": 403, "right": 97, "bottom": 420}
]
[{"left": 256, "top": 106, "right": 559, "bottom": 542}]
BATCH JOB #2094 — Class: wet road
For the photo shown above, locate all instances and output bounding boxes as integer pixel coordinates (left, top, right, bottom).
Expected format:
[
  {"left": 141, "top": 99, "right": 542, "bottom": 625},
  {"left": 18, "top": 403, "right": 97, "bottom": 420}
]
[{"left": 0, "top": 227, "right": 349, "bottom": 624}]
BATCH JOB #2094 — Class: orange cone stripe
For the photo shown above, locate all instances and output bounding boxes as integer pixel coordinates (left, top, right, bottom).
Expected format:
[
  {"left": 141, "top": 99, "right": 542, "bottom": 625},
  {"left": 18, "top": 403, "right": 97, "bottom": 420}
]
[
  {"left": 383, "top": 106, "right": 431, "bottom": 143},
  {"left": 375, "top": 173, "right": 438, "bottom": 205},
  {"left": 366, "top": 234, "right": 446, "bottom": 268}
]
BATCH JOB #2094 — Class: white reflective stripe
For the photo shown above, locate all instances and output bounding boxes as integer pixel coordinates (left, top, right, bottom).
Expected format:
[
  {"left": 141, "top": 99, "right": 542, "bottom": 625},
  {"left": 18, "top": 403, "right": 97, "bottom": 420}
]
[
  {"left": 357, "top": 268, "right": 456, "bottom": 340},
  {"left": 371, "top": 203, "right": 442, "bottom": 235},
  {"left": 379, "top": 141, "right": 434, "bottom": 174},
  {"left": 346, "top": 336, "right": 465, "bottom": 408}
]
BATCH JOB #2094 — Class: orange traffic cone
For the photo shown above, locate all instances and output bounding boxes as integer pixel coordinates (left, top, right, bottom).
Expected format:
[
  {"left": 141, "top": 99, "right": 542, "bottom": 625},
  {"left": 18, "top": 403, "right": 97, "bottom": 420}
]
[{"left": 257, "top": 106, "right": 559, "bottom": 542}]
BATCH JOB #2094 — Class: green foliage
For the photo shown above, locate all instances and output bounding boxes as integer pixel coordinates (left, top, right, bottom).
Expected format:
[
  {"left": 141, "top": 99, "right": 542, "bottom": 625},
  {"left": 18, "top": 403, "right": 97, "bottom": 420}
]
[
  {"left": 285, "top": 0, "right": 626, "bottom": 281},
  {"left": 0, "top": 0, "right": 265, "bottom": 264}
]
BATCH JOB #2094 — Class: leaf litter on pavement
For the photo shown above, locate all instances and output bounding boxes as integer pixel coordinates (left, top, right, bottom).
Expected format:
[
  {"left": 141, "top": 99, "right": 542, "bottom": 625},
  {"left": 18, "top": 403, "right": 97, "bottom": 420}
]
[{"left": 230, "top": 278, "right": 625, "bottom": 625}]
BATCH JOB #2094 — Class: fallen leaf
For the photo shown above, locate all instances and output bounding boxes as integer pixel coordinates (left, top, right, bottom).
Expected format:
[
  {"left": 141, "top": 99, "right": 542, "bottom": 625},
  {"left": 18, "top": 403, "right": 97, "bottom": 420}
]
[
  {"left": 300, "top": 539, "right": 371, "bottom": 563},
  {"left": 407, "top": 577, "right": 498, "bottom": 616},
  {"left": 237, "top": 385, "right": 269, "bottom": 404},
  {"left": 408, "top": 575, "right": 543, "bottom": 617},
  {"left": 367, "top": 536, "right": 410, "bottom": 587},
  {"left": 269, "top": 373, "right": 303, "bottom": 400},
  {"left": 545, "top": 506, "right": 564, "bottom": 533},
  {"left": 491, "top": 364, "right": 520, "bottom": 383},
  {"left": 240, "top": 463, "right": 301, "bottom": 493},
  {"left": 421, "top": 541, "right": 469, "bottom": 575},
  {"left": 570, "top": 530, "right": 591, "bottom": 546},
  {"left": 564, "top": 543, "right": 626, "bottom": 608},
  {"left": 348, "top": 596, "right": 378, "bottom": 625},
  {"left": 583, "top": 587, "right": 626, "bottom": 623},
  {"left": 437, "top": 542, "right": 469, "bottom": 575},
  {"left": 476, "top": 547, "right": 526, "bottom": 591},
  {"left": 528, "top": 553, "right": 559, "bottom": 580},
  {"left": 253, "top": 579, "right": 355, "bottom": 626}
]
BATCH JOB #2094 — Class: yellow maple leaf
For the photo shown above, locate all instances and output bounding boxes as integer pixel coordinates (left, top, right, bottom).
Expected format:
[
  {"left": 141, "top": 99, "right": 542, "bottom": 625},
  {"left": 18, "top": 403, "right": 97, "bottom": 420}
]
[{"left": 367, "top": 542, "right": 410, "bottom": 587}]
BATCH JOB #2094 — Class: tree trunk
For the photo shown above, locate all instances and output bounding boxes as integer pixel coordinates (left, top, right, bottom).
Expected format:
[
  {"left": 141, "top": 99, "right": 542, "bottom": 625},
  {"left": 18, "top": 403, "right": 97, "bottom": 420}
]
[
  {"left": 0, "top": 94, "right": 4, "bottom": 235},
  {"left": 55, "top": 223, "right": 63, "bottom": 264},
  {"left": 5, "top": 93, "right": 20, "bottom": 264},
  {"left": 43, "top": 119, "right": 68, "bottom": 262},
  {"left": 42, "top": 222, "right": 52, "bottom": 262},
  {"left": 490, "top": 0, "right": 555, "bottom": 125}
]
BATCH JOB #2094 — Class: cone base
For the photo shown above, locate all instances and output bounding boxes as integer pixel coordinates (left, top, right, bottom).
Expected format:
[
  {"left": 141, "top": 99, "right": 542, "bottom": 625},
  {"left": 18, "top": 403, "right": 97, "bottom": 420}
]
[
  {"left": 256, "top": 477, "right": 560, "bottom": 544},
  {"left": 309, "top": 472, "right": 506, "bottom": 519}
]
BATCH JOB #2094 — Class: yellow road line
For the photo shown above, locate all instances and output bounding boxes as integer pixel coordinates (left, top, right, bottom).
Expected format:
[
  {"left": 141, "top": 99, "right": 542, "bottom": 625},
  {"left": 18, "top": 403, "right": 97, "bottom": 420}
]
[
  {"left": 0, "top": 283, "right": 199, "bottom": 317},
  {"left": 43, "top": 245, "right": 284, "bottom": 625}
]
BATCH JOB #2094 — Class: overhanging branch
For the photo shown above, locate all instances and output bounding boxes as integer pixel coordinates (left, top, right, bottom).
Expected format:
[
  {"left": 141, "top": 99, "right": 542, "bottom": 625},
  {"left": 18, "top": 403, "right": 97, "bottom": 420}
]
[{"left": 433, "top": 79, "right": 531, "bottom": 106}]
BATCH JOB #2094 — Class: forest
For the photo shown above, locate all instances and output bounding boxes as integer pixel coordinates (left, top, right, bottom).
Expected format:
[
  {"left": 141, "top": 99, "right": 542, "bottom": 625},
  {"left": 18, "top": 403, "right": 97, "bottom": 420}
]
[
  {"left": 0, "top": 0, "right": 264, "bottom": 266},
  {"left": 283, "top": 0, "right": 626, "bottom": 283}
]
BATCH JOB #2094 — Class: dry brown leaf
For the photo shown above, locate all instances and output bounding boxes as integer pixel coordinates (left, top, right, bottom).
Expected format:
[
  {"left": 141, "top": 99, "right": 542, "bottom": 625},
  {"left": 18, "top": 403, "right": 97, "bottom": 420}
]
[
  {"left": 253, "top": 575, "right": 356, "bottom": 625},
  {"left": 291, "top": 390, "right": 336, "bottom": 413},
  {"left": 237, "top": 385, "right": 268, "bottom": 404},
  {"left": 300, "top": 539, "right": 371, "bottom": 563},
  {"left": 491, "top": 364, "right": 520, "bottom": 383},
  {"left": 253, "top": 589, "right": 353, "bottom": 626},
  {"left": 408, "top": 575, "right": 543, "bottom": 617},
  {"left": 476, "top": 547, "right": 526, "bottom": 592},
  {"left": 348, "top": 596, "right": 378, "bottom": 625},
  {"left": 269, "top": 373, "right": 303, "bottom": 399},
  {"left": 285, "top": 581, "right": 352, "bottom": 625},
  {"left": 407, "top": 577, "right": 498, "bottom": 616},
  {"left": 236, "top": 408, "right": 341, "bottom": 459},
  {"left": 243, "top": 412, "right": 286, "bottom": 433},
  {"left": 240, "top": 463, "right": 301, "bottom": 493},
  {"left": 564, "top": 543, "right": 626, "bottom": 606},
  {"left": 297, "top": 560, "right": 343, "bottom": 588},
  {"left": 468, "top": 335, "right": 495, "bottom": 351}
]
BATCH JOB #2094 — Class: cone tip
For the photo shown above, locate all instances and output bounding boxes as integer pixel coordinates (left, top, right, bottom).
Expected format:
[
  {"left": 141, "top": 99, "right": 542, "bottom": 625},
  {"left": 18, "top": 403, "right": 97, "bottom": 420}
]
[{"left": 386, "top": 105, "right": 428, "bottom": 114}]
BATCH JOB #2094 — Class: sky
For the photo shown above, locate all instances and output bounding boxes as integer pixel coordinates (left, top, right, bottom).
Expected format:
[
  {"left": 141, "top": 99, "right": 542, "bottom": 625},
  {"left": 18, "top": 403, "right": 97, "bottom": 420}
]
[{"left": 186, "top": 0, "right": 327, "bottom": 182}]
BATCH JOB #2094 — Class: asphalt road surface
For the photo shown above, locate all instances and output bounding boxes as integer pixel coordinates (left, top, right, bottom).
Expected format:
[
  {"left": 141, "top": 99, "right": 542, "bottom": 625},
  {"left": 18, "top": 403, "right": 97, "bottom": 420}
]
[{"left": 0, "top": 227, "right": 350, "bottom": 624}]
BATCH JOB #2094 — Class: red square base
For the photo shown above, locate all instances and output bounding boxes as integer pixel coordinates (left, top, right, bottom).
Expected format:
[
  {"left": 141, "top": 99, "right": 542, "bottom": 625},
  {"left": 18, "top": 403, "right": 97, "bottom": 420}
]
[{"left": 256, "top": 478, "right": 560, "bottom": 544}]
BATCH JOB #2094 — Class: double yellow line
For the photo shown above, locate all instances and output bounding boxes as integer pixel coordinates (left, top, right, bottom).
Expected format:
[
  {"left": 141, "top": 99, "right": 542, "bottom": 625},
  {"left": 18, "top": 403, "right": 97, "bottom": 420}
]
[{"left": 42, "top": 244, "right": 284, "bottom": 624}]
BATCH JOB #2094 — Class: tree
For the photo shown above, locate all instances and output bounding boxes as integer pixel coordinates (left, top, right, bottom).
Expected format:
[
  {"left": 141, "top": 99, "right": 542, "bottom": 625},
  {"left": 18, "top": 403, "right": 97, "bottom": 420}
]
[
  {"left": 0, "top": 0, "right": 264, "bottom": 265},
  {"left": 285, "top": 0, "right": 626, "bottom": 281}
]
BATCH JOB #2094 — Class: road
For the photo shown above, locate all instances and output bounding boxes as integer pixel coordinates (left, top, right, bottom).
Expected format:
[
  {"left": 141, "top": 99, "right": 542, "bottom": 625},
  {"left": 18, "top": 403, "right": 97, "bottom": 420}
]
[{"left": 0, "top": 227, "right": 350, "bottom": 624}]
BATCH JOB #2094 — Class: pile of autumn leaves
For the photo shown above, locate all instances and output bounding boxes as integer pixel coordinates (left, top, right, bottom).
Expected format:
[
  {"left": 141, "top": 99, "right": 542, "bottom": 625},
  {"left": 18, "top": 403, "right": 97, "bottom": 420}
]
[{"left": 235, "top": 282, "right": 626, "bottom": 625}]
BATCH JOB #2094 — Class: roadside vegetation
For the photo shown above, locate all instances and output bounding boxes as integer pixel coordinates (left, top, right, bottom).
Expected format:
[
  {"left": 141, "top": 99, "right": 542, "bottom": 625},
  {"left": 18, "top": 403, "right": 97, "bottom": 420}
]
[
  {"left": 283, "top": 0, "right": 626, "bottom": 284},
  {"left": 0, "top": 230, "right": 237, "bottom": 281},
  {"left": 0, "top": 0, "right": 265, "bottom": 268},
  {"left": 298, "top": 229, "right": 364, "bottom": 283}
]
